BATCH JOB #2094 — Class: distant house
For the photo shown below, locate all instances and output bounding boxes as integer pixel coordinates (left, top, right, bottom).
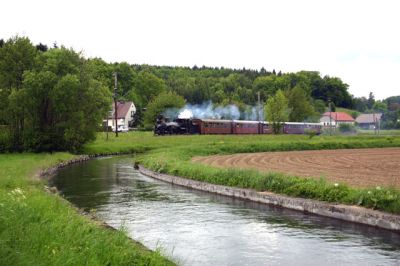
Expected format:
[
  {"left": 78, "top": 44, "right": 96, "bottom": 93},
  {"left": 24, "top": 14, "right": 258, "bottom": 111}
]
[
  {"left": 320, "top": 112, "right": 355, "bottom": 127},
  {"left": 104, "top": 101, "right": 136, "bottom": 131},
  {"left": 355, "top": 113, "right": 382, "bottom": 129}
]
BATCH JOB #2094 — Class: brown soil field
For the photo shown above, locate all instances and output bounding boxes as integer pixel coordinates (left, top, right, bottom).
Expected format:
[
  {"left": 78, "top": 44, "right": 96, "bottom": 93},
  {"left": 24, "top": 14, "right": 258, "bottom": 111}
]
[{"left": 192, "top": 148, "right": 400, "bottom": 188}]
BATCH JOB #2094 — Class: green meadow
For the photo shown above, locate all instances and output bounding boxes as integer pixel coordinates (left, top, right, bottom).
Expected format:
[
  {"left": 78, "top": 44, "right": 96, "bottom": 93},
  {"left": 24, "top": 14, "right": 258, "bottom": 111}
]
[{"left": 2, "top": 132, "right": 400, "bottom": 265}]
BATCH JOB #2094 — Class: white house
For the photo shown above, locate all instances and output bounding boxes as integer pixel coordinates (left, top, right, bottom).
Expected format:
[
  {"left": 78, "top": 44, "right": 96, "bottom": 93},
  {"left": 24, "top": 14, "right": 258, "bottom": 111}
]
[
  {"left": 104, "top": 101, "right": 136, "bottom": 131},
  {"left": 320, "top": 112, "right": 355, "bottom": 127}
]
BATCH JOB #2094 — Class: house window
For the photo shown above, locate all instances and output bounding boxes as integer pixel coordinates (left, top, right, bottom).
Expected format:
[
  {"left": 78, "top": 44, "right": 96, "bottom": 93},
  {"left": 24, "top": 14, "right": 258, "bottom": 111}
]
[{"left": 131, "top": 111, "right": 134, "bottom": 117}]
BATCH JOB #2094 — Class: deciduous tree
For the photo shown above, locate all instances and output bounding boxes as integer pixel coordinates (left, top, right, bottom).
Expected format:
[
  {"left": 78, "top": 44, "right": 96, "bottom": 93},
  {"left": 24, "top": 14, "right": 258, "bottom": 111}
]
[
  {"left": 265, "top": 90, "right": 290, "bottom": 133},
  {"left": 7, "top": 47, "right": 111, "bottom": 151},
  {"left": 288, "top": 86, "right": 315, "bottom": 121}
]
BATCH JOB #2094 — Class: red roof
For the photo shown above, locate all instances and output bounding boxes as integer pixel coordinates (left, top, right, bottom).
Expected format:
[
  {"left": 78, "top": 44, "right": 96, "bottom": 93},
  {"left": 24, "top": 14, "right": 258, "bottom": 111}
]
[
  {"left": 110, "top": 101, "right": 134, "bottom": 119},
  {"left": 323, "top": 112, "right": 354, "bottom": 122}
]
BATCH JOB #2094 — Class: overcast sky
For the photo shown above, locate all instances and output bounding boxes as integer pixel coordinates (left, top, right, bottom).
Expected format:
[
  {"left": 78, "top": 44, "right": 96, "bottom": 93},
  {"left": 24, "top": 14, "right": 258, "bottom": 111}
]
[{"left": 2, "top": 0, "right": 400, "bottom": 99}]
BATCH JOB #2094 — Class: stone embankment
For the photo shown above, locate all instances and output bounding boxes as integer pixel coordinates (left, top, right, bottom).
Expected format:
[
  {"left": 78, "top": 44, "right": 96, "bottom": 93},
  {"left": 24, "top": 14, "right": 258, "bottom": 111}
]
[
  {"left": 38, "top": 155, "right": 91, "bottom": 178},
  {"left": 138, "top": 165, "right": 400, "bottom": 231},
  {"left": 39, "top": 152, "right": 132, "bottom": 179}
]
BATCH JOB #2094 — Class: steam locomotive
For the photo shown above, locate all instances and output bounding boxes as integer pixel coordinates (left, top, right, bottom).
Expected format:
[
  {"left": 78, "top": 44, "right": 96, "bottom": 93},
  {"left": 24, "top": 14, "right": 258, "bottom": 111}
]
[{"left": 154, "top": 115, "right": 322, "bottom": 135}]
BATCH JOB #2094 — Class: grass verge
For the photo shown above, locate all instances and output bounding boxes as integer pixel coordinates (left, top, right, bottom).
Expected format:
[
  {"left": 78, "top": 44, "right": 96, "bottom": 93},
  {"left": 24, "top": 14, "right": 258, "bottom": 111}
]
[{"left": 0, "top": 153, "right": 174, "bottom": 266}]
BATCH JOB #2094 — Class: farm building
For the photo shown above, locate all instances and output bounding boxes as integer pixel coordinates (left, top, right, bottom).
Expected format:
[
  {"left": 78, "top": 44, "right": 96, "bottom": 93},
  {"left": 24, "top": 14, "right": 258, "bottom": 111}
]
[
  {"left": 355, "top": 113, "right": 382, "bottom": 129},
  {"left": 320, "top": 112, "right": 355, "bottom": 127},
  {"left": 104, "top": 101, "right": 136, "bottom": 132}
]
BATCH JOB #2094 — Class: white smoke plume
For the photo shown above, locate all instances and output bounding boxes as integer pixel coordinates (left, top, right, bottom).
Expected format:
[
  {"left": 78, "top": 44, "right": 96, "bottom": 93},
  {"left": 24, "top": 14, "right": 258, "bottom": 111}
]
[{"left": 164, "top": 101, "right": 264, "bottom": 121}]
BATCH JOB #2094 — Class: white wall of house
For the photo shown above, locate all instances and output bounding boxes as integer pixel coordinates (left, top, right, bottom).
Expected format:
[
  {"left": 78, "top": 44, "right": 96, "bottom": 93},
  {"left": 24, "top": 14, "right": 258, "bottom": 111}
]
[
  {"left": 320, "top": 115, "right": 337, "bottom": 126},
  {"left": 102, "top": 102, "right": 136, "bottom": 131},
  {"left": 123, "top": 103, "right": 136, "bottom": 128},
  {"left": 320, "top": 115, "right": 354, "bottom": 127}
]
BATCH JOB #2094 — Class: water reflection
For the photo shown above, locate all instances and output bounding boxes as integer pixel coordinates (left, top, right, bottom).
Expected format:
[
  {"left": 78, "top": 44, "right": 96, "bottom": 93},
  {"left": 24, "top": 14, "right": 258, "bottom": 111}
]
[{"left": 53, "top": 156, "right": 400, "bottom": 266}]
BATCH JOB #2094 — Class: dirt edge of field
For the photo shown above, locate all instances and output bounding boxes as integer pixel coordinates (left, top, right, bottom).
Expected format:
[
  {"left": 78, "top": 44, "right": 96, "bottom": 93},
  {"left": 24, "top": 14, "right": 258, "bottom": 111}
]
[{"left": 192, "top": 148, "right": 400, "bottom": 189}]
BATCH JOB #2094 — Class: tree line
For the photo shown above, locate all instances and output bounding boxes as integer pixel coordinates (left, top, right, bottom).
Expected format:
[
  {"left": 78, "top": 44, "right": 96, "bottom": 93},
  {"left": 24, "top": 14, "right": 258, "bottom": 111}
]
[
  {"left": 1, "top": 36, "right": 399, "bottom": 152},
  {"left": 0, "top": 36, "right": 110, "bottom": 152}
]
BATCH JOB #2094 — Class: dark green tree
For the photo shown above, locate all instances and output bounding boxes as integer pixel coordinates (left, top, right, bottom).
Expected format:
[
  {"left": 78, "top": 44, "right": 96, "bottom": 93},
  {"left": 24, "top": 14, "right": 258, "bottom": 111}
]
[
  {"left": 313, "top": 99, "right": 326, "bottom": 114},
  {"left": 143, "top": 91, "right": 185, "bottom": 128},
  {"left": 311, "top": 76, "right": 352, "bottom": 108},
  {"left": 372, "top": 101, "right": 387, "bottom": 113},
  {"left": 7, "top": 47, "right": 111, "bottom": 151},
  {"left": 36, "top": 43, "right": 48, "bottom": 52},
  {"left": 0, "top": 36, "right": 37, "bottom": 90},
  {"left": 288, "top": 86, "right": 315, "bottom": 121},
  {"left": 113, "top": 62, "right": 137, "bottom": 96},
  {"left": 86, "top": 58, "right": 114, "bottom": 89},
  {"left": 253, "top": 75, "right": 290, "bottom": 101},
  {"left": 136, "top": 70, "right": 166, "bottom": 105},
  {"left": 353, "top": 97, "right": 368, "bottom": 112},
  {"left": 367, "top": 92, "right": 375, "bottom": 110}
]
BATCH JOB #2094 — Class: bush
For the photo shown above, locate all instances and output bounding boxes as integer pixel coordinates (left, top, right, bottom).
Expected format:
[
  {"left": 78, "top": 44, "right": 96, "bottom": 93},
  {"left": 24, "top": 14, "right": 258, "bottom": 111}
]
[
  {"left": 339, "top": 123, "right": 357, "bottom": 134},
  {"left": 0, "top": 126, "right": 10, "bottom": 152},
  {"left": 304, "top": 129, "right": 318, "bottom": 139}
]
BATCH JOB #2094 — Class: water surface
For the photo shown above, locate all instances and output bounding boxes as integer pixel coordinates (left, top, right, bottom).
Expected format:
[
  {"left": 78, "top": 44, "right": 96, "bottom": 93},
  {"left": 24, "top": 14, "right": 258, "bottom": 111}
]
[{"left": 53, "top": 156, "right": 400, "bottom": 266}]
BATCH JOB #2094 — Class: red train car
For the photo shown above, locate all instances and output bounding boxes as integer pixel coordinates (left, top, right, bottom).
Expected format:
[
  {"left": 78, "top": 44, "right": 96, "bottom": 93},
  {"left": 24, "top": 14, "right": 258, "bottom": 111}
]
[
  {"left": 195, "top": 119, "right": 274, "bottom": 135},
  {"left": 283, "top": 122, "right": 322, "bottom": 134},
  {"left": 155, "top": 117, "right": 321, "bottom": 135},
  {"left": 232, "top": 120, "right": 260, "bottom": 134},
  {"left": 196, "top": 119, "right": 233, "bottom": 134},
  {"left": 261, "top": 122, "right": 273, "bottom": 134}
]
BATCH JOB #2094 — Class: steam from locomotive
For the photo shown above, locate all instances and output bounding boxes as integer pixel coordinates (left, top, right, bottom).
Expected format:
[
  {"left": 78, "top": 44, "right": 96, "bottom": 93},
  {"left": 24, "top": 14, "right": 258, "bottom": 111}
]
[
  {"left": 154, "top": 101, "right": 322, "bottom": 136},
  {"left": 164, "top": 101, "right": 263, "bottom": 121}
]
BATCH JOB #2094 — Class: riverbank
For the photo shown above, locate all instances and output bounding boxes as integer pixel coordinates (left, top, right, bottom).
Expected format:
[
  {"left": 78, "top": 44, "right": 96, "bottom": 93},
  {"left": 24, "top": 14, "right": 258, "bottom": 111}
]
[
  {"left": 127, "top": 133, "right": 400, "bottom": 214},
  {"left": 138, "top": 165, "right": 400, "bottom": 231},
  {"left": 56, "top": 157, "right": 400, "bottom": 265},
  {"left": 0, "top": 153, "right": 174, "bottom": 265},
  {"left": 80, "top": 132, "right": 400, "bottom": 214}
]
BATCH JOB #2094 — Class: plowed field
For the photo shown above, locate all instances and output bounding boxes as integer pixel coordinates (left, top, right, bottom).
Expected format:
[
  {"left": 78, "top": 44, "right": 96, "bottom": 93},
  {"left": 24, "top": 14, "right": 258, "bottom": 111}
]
[{"left": 192, "top": 148, "right": 400, "bottom": 188}]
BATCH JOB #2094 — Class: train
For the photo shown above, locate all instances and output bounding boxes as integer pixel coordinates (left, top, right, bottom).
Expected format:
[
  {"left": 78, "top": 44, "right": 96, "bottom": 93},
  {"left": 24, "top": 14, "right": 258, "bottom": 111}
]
[{"left": 154, "top": 116, "right": 322, "bottom": 135}]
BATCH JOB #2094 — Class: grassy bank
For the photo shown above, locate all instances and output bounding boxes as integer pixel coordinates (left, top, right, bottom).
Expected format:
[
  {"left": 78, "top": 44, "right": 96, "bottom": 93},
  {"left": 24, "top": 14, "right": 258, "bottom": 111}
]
[
  {"left": 0, "top": 153, "right": 174, "bottom": 265},
  {"left": 84, "top": 132, "right": 400, "bottom": 214},
  {"left": 83, "top": 132, "right": 400, "bottom": 155},
  {"left": 358, "top": 129, "right": 400, "bottom": 136}
]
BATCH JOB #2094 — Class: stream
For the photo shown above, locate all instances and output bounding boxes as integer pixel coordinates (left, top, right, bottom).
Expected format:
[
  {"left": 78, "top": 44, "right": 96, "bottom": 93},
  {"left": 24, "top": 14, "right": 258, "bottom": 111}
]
[{"left": 52, "top": 156, "right": 400, "bottom": 266}]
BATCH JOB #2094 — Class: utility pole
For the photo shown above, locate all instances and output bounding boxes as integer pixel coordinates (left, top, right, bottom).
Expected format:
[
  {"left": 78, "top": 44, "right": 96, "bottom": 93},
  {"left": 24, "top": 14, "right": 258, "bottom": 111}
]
[
  {"left": 378, "top": 114, "right": 381, "bottom": 135},
  {"left": 113, "top": 72, "right": 118, "bottom": 137},
  {"left": 328, "top": 100, "right": 332, "bottom": 136},
  {"left": 106, "top": 114, "right": 109, "bottom": 140},
  {"left": 257, "top": 91, "right": 261, "bottom": 120},
  {"left": 335, "top": 112, "right": 338, "bottom": 134},
  {"left": 257, "top": 91, "right": 261, "bottom": 134}
]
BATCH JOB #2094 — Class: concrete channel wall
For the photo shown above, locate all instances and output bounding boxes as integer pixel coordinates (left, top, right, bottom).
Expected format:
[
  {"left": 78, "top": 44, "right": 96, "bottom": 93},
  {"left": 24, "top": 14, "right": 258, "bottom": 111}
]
[{"left": 138, "top": 165, "right": 400, "bottom": 231}]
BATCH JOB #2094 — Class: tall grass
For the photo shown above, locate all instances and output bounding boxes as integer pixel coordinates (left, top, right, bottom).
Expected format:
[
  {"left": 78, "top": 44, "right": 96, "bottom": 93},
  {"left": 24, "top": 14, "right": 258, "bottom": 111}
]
[
  {"left": 0, "top": 153, "right": 174, "bottom": 266},
  {"left": 358, "top": 129, "right": 400, "bottom": 136}
]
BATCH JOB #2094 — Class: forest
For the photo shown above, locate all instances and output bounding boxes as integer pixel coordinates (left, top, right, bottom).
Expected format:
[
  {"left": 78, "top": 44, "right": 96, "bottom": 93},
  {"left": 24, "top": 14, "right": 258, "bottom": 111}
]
[{"left": 0, "top": 36, "right": 399, "bottom": 152}]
